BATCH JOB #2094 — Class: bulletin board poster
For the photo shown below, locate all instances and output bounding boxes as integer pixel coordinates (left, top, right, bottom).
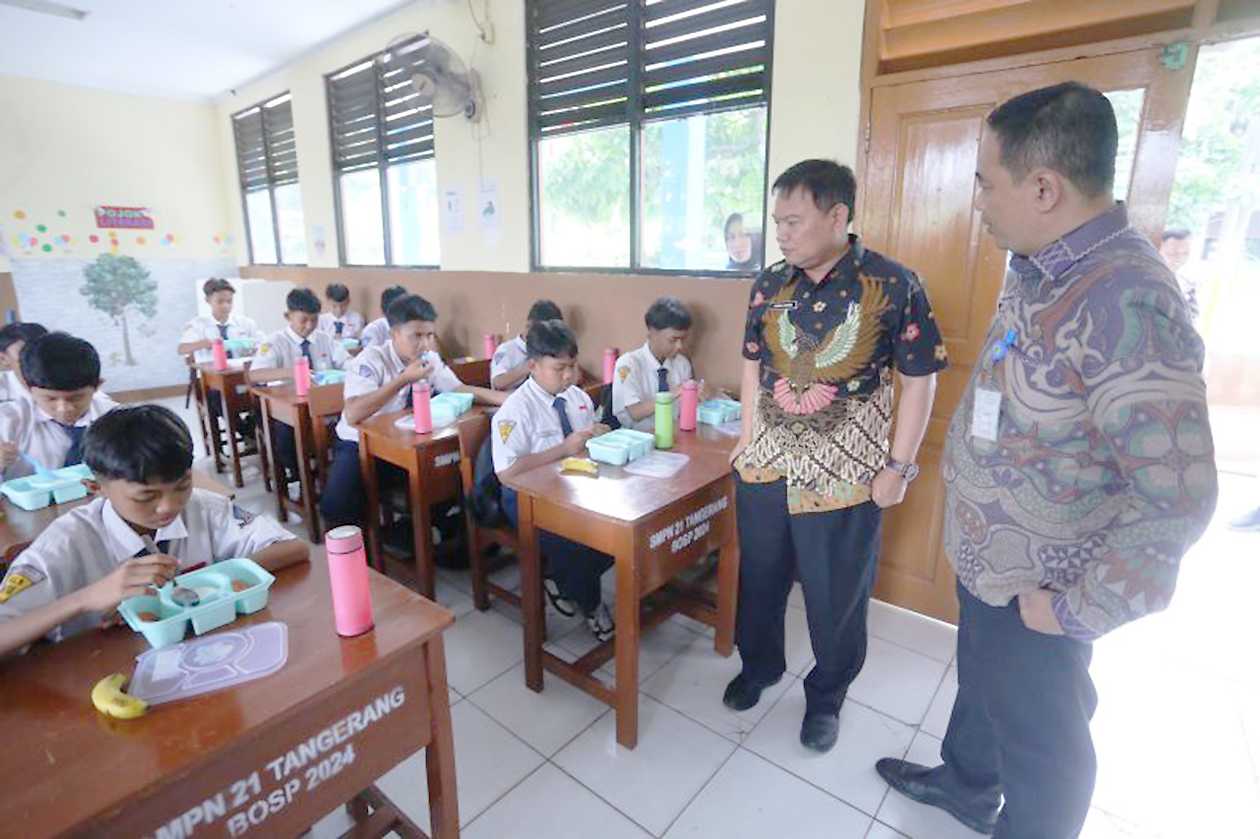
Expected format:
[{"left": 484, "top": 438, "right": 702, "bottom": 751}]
[{"left": 95, "top": 206, "right": 154, "bottom": 229}]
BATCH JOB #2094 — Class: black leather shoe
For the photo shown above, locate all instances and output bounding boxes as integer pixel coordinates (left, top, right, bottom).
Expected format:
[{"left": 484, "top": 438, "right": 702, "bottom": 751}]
[
  {"left": 875, "top": 758, "right": 999, "bottom": 835},
  {"left": 800, "top": 712, "right": 840, "bottom": 753},
  {"left": 722, "top": 673, "right": 780, "bottom": 711}
]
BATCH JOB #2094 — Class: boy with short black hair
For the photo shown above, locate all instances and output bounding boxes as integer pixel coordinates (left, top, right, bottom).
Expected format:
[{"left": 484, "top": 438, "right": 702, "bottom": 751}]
[
  {"left": 0, "top": 404, "right": 307, "bottom": 657},
  {"left": 0, "top": 321, "right": 48, "bottom": 403},
  {"left": 178, "top": 278, "right": 262, "bottom": 363},
  {"left": 0, "top": 332, "right": 118, "bottom": 479},
  {"left": 491, "top": 299, "right": 564, "bottom": 391},
  {"left": 319, "top": 282, "right": 365, "bottom": 340},
  {"left": 359, "top": 285, "right": 409, "bottom": 349},
  {"left": 321, "top": 294, "right": 506, "bottom": 529},
  {"left": 252, "top": 288, "right": 349, "bottom": 372},
  {"left": 611, "top": 296, "right": 715, "bottom": 431},
  {"left": 492, "top": 319, "right": 615, "bottom": 641}
]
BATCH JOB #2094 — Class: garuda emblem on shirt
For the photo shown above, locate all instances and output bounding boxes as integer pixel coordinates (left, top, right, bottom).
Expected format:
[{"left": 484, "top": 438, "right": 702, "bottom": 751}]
[{"left": 764, "top": 275, "right": 888, "bottom": 415}]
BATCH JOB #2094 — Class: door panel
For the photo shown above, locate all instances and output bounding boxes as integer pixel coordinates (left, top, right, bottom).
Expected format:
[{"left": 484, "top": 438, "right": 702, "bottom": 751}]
[{"left": 861, "top": 48, "right": 1191, "bottom": 622}]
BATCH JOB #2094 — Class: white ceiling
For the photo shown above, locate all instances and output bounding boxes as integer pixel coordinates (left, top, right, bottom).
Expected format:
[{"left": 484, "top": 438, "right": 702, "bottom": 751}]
[{"left": 0, "top": 0, "right": 415, "bottom": 99}]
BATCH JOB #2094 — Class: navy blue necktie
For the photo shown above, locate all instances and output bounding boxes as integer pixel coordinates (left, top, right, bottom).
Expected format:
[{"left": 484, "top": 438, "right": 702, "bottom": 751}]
[
  {"left": 59, "top": 423, "right": 86, "bottom": 466},
  {"left": 300, "top": 339, "right": 313, "bottom": 366},
  {"left": 216, "top": 324, "right": 233, "bottom": 358},
  {"left": 552, "top": 396, "right": 573, "bottom": 437},
  {"left": 133, "top": 539, "right": 171, "bottom": 558},
  {"left": 334, "top": 321, "right": 344, "bottom": 337},
  {"left": 657, "top": 367, "right": 669, "bottom": 393}
]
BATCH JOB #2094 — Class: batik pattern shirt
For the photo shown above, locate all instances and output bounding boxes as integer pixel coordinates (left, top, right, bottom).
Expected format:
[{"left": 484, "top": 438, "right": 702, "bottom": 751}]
[
  {"left": 942, "top": 204, "right": 1217, "bottom": 640},
  {"left": 738, "top": 236, "right": 947, "bottom": 513}
]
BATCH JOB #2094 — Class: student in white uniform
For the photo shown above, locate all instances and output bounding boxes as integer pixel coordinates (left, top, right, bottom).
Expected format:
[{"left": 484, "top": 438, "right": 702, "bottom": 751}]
[
  {"left": 491, "top": 299, "right": 564, "bottom": 391},
  {"left": 251, "top": 287, "right": 349, "bottom": 373},
  {"left": 0, "top": 404, "right": 307, "bottom": 656},
  {"left": 611, "top": 297, "right": 716, "bottom": 431},
  {"left": 177, "top": 278, "right": 263, "bottom": 363},
  {"left": 251, "top": 288, "right": 349, "bottom": 477},
  {"left": 0, "top": 333, "right": 118, "bottom": 480},
  {"left": 0, "top": 321, "right": 47, "bottom": 403},
  {"left": 492, "top": 320, "right": 615, "bottom": 641},
  {"left": 358, "top": 285, "right": 409, "bottom": 350},
  {"left": 321, "top": 294, "right": 506, "bottom": 529},
  {"left": 318, "top": 282, "right": 365, "bottom": 341}
]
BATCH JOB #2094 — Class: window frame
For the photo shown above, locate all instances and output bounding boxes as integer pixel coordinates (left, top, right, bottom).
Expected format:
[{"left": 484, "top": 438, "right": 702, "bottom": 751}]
[
  {"left": 325, "top": 45, "right": 441, "bottom": 270},
  {"left": 526, "top": 0, "right": 776, "bottom": 278},
  {"left": 232, "top": 91, "right": 306, "bottom": 267}
]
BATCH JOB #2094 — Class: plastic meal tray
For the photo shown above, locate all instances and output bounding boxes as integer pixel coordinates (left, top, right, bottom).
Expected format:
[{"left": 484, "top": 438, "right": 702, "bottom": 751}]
[
  {"left": 697, "top": 398, "right": 741, "bottom": 426},
  {"left": 0, "top": 463, "right": 93, "bottom": 510},
  {"left": 312, "top": 369, "right": 346, "bottom": 386},
  {"left": 585, "top": 428, "right": 655, "bottom": 466},
  {"left": 119, "top": 557, "right": 276, "bottom": 649}
]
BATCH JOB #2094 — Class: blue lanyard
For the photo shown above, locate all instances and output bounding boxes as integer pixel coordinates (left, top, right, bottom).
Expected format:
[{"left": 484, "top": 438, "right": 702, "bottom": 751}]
[{"left": 989, "top": 328, "right": 1017, "bottom": 364}]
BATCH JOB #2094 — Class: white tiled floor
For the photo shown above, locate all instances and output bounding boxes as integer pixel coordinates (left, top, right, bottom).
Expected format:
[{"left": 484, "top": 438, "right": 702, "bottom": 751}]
[{"left": 164, "top": 400, "right": 1260, "bottom": 838}]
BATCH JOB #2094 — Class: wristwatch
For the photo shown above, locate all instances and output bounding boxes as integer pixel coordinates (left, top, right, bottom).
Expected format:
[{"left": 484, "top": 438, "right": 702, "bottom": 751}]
[{"left": 885, "top": 458, "right": 920, "bottom": 482}]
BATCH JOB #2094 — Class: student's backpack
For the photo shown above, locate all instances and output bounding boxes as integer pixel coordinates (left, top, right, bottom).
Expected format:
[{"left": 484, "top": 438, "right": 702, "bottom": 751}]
[{"left": 469, "top": 436, "right": 507, "bottom": 528}]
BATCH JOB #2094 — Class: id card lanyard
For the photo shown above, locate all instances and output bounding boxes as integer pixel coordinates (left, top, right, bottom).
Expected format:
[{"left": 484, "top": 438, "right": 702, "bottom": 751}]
[{"left": 972, "top": 327, "right": 1017, "bottom": 442}]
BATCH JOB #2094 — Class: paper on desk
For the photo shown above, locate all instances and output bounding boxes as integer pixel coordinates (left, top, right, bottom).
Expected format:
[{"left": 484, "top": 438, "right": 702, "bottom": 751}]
[{"left": 624, "top": 451, "right": 689, "bottom": 478}]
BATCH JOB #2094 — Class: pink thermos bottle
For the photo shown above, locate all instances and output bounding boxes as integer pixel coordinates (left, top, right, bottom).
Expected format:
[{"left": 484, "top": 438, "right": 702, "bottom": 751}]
[
  {"left": 412, "top": 382, "right": 433, "bottom": 434},
  {"left": 679, "top": 380, "right": 699, "bottom": 431},
  {"left": 294, "top": 356, "right": 311, "bottom": 397},
  {"left": 325, "top": 525, "right": 374, "bottom": 637},
  {"left": 483, "top": 333, "right": 498, "bottom": 359},
  {"left": 602, "top": 348, "right": 618, "bottom": 384},
  {"left": 211, "top": 338, "right": 228, "bottom": 371}
]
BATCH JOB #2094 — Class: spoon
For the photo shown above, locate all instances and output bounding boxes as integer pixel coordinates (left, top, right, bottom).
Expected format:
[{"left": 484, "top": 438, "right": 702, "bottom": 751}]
[{"left": 141, "top": 535, "right": 195, "bottom": 606}]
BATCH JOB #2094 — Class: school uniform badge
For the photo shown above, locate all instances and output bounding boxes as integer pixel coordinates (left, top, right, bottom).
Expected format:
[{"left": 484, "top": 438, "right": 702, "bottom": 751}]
[
  {"left": 232, "top": 504, "right": 256, "bottom": 527},
  {"left": 0, "top": 565, "right": 45, "bottom": 603},
  {"left": 498, "top": 420, "right": 515, "bottom": 443},
  {"left": 617, "top": 366, "right": 631, "bottom": 383}
]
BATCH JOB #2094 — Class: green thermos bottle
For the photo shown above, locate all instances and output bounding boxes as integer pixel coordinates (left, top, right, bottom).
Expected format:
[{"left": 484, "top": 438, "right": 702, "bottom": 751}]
[{"left": 654, "top": 391, "right": 675, "bottom": 449}]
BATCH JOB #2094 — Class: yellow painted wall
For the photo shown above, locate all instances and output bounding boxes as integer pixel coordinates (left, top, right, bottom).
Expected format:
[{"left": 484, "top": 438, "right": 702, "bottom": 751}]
[{"left": 0, "top": 75, "right": 233, "bottom": 273}]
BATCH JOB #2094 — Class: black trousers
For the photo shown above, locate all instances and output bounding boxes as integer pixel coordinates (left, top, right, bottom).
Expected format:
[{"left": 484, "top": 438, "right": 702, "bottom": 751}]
[
  {"left": 271, "top": 423, "right": 298, "bottom": 473},
  {"left": 941, "top": 581, "right": 1097, "bottom": 839},
  {"left": 502, "top": 486, "right": 612, "bottom": 614},
  {"left": 734, "top": 475, "right": 882, "bottom": 715}
]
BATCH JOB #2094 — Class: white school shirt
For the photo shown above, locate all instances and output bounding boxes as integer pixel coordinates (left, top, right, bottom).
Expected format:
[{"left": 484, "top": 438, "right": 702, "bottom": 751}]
[
  {"left": 0, "top": 489, "right": 295, "bottom": 646},
  {"left": 359, "top": 317, "right": 391, "bottom": 349},
  {"left": 0, "top": 370, "right": 25, "bottom": 403},
  {"left": 490, "top": 336, "right": 528, "bottom": 388},
  {"left": 491, "top": 376, "right": 594, "bottom": 473},
  {"left": 0, "top": 391, "right": 118, "bottom": 480},
  {"left": 611, "top": 342, "right": 694, "bottom": 432},
  {"left": 253, "top": 327, "right": 348, "bottom": 372},
  {"left": 179, "top": 314, "right": 263, "bottom": 363},
  {"left": 335, "top": 343, "right": 465, "bottom": 443},
  {"left": 318, "top": 310, "right": 365, "bottom": 340}
]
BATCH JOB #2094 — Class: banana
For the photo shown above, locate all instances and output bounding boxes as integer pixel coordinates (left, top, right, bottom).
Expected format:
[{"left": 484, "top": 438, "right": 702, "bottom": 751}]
[
  {"left": 560, "top": 457, "right": 599, "bottom": 477},
  {"left": 91, "top": 672, "right": 148, "bottom": 720}
]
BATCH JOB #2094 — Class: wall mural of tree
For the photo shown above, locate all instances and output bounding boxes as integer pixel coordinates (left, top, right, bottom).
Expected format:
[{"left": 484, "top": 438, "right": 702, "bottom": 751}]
[{"left": 79, "top": 253, "right": 158, "bottom": 366}]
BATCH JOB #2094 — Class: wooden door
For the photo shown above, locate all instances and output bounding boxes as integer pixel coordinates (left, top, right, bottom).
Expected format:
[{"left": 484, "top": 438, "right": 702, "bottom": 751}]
[{"left": 861, "top": 48, "right": 1193, "bottom": 622}]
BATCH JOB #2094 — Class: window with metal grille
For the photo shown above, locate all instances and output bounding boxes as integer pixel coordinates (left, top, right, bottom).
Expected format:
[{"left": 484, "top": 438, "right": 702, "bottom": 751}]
[
  {"left": 326, "top": 35, "right": 441, "bottom": 267},
  {"left": 527, "top": 0, "right": 774, "bottom": 274},
  {"left": 232, "top": 93, "right": 307, "bottom": 265}
]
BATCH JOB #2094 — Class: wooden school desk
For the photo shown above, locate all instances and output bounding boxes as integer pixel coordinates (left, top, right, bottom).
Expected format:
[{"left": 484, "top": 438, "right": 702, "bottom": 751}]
[
  {"left": 197, "top": 362, "right": 279, "bottom": 489},
  {"left": 501, "top": 430, "right": 740, "bottom": 749},
  {"left": 448, "top": 358, "right": 491, "bottom": 388},
  {"left": 0, "top": 469, "right": 237, "bottom": 566},
  {"left": 251, "top": 381, "right": 345, "bottom": 543},
  {"left": 0, "top": 557, "right": 459, "bottom": 838},
  {"left": 355, "top": 409, "right": 486, "bottom": 600}
]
